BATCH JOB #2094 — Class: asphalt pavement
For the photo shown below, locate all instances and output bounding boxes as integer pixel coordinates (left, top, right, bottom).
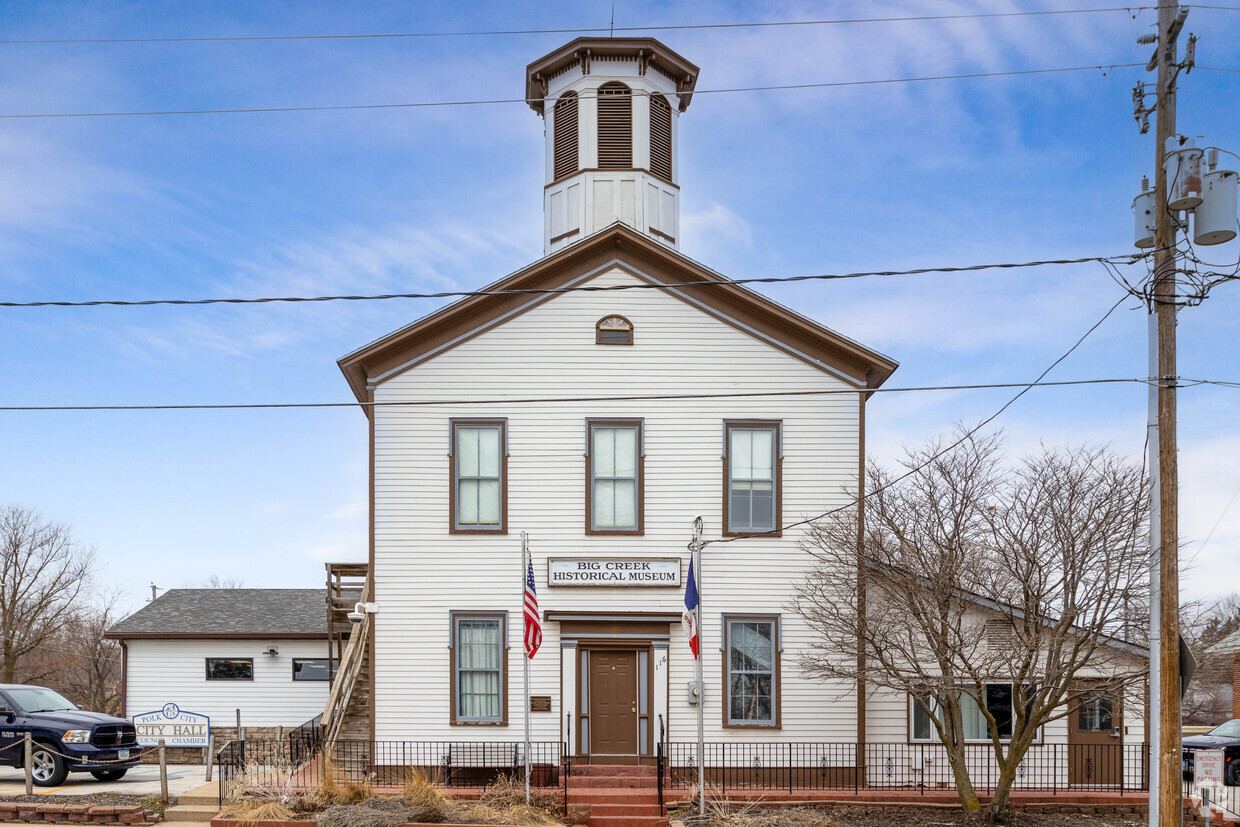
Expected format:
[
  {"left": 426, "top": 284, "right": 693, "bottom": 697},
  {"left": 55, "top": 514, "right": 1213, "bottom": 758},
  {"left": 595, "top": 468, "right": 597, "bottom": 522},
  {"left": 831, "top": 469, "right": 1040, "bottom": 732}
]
[{"left": 0, "top": 764, "right": 209, "bottom": 797}]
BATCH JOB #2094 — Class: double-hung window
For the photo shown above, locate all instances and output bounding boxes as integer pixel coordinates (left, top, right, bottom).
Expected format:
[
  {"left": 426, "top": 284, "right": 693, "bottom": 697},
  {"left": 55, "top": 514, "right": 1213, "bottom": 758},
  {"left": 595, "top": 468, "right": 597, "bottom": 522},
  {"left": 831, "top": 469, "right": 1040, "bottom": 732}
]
[
  {"left": 724, "top": 422, "right": 781, "bottom": 535},
  {"left": 451, "top": 613, "right": 507, "bottom": 724},
  {"left": 724, "top": 615, "right": 780, "bottom": 727},
  {"left": 587, "top": 420, "right": 642, "bottom": 533},
  {"left": 451, "top": 420, "right": 506, "bottom": 532},
  {"left": 910, "top": 683, "right": 1039, "bottom": 742}
]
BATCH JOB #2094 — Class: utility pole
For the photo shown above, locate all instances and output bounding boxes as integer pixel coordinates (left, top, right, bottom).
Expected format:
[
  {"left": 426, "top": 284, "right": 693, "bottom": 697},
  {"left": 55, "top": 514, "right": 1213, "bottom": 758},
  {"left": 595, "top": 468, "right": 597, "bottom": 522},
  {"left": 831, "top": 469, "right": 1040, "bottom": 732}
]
[{"left": 1150, "top": 4, "right": 1186, "bottom": 827}]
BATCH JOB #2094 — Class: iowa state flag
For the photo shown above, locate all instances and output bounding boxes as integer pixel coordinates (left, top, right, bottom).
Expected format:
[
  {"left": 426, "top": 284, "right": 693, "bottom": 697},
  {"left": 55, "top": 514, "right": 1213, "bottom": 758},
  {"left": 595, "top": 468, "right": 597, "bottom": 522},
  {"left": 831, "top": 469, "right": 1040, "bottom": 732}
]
[{"left": 682, "top": 555, "right": 699, "bottom": 659}]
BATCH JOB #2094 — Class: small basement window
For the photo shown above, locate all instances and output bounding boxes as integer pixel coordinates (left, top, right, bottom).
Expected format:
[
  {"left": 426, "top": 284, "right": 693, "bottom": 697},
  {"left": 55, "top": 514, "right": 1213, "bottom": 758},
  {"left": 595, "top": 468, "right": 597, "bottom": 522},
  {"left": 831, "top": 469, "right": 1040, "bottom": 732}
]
[{"left": 596, "top": 316, "right": 633, "bottom": 345}]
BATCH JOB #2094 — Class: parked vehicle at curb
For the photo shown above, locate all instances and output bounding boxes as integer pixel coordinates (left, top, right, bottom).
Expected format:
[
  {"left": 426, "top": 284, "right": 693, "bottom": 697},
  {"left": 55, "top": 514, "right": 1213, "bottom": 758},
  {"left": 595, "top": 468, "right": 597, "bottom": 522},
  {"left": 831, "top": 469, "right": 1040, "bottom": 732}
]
[
  {"left": 1183, "top": 719, "right": 1240, "bottom": 786},
  {"left": 0, "top": 685, "right": 139, "bottom": 787}
]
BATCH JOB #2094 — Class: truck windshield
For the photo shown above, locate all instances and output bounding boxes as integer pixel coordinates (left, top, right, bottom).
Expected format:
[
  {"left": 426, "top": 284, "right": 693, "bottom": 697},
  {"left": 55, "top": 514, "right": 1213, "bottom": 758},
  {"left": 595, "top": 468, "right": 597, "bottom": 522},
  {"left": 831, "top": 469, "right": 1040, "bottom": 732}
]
[
  {"left": 1209, "top": 720, "right": 1240, "bottom": 739},
  {"left": 6, "top": 688, "right": 77, "bottom": 713}
]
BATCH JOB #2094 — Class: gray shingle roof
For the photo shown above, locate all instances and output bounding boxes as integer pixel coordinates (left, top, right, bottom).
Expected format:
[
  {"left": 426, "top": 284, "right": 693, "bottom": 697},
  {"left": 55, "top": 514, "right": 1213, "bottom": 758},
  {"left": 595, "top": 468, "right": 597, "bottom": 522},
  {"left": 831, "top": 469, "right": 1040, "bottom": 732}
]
[{"left": 107, "top": 589, "right": 326, "bottom": 637}]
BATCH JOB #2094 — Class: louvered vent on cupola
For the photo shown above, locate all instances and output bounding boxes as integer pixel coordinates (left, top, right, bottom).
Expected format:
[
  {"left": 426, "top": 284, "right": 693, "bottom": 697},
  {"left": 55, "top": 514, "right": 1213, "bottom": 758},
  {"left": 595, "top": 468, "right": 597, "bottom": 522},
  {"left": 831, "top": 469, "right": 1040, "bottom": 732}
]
[
  {"left": 597, "top": 82, "right": 633, "bottom": 169},
  {"left": 649, "top": 93, "right": 672, "bottom": 181},
  {"left": 553, "top": 92, "right": 579, "bottom": 181}
]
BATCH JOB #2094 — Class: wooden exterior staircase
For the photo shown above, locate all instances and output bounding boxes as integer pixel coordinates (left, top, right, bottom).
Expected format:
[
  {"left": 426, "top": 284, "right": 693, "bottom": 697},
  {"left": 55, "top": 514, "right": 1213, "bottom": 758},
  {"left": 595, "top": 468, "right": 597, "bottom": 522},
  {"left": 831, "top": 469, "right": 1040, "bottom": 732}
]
[{"left": 321, "top": 569, "right": 372, "bottom": 778}]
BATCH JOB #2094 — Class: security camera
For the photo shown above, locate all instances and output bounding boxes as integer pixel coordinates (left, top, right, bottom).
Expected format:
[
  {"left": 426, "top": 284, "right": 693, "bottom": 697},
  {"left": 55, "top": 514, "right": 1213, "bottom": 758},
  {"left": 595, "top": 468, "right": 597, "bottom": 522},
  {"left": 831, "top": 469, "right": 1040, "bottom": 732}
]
[
  {"left": 263, "top": 645, "right": 279, "bottom": 656},
  {"left": 347, "top": 603, "right": 366, "bottom": 624}
]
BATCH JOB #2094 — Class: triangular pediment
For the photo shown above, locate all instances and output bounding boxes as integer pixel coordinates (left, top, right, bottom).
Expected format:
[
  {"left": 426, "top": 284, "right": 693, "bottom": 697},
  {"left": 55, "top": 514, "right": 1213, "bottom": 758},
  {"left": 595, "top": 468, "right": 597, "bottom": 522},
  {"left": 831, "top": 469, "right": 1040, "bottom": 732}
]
[{"left": 338, "top": 224, "right": 897, "bottom": 408}]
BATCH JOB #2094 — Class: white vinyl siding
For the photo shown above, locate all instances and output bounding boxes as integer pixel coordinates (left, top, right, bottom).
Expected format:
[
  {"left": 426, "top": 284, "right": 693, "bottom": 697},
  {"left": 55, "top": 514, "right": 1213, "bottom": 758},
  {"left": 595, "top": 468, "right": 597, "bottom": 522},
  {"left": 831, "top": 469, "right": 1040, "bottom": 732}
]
[
  {"left": 123, "top": 639, "right": 330, "bottom": 727},
  {"left": 371, "top": 266, "right": 862, "bottom": 743}
]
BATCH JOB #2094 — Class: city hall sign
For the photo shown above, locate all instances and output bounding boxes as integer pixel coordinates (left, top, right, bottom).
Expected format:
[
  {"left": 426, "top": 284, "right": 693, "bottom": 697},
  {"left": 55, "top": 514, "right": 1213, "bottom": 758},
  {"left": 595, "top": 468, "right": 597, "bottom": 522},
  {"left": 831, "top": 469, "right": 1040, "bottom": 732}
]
[
  {"left": 133, "top": 703, "right": 210, "bottom": 747},
  {"left": 548, "top": 557, "right": 681, "bottom": 587}
]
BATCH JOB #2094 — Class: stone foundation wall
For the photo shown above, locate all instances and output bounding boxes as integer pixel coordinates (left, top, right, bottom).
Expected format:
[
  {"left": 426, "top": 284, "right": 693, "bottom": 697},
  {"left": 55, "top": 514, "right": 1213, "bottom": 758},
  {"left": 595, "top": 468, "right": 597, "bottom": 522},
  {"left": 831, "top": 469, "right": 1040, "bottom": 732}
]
[{"left": 140, "top": 725, "right": 293, "bottom": 764}]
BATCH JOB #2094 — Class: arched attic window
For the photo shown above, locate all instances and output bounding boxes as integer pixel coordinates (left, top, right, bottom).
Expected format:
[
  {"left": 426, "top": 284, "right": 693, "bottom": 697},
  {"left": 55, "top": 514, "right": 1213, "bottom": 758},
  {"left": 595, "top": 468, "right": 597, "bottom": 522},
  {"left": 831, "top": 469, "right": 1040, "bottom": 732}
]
[
  {"left": 597, "top": 82, "right": 633, "bottom": 170},
  {"left": 553, "top": 92, "right": 579, "bottom": 181},
  {"left": 596, "top": 315, "right": 634, "bottom": 345},
  {"left": 649, "top": 93, "right": 672, "bottom": 181}
]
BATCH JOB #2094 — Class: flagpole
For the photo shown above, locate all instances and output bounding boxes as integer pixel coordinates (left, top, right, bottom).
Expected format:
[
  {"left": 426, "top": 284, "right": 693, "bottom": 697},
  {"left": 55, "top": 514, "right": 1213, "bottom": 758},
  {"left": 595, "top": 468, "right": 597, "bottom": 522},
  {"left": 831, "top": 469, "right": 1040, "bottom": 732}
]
[
  {"left": 692, "top": 517, "right": 704, "bottom": 818},
  {"left": 522, "top": 531, "right": 531, "bottom": 806}
]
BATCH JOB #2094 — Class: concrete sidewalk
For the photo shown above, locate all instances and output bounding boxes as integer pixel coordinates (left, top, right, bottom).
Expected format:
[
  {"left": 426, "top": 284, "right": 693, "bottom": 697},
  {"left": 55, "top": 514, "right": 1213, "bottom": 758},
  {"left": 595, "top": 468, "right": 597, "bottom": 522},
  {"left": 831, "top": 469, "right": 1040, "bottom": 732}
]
[{"left": 0, "top": 764, "right": 210, "bottom": 797}]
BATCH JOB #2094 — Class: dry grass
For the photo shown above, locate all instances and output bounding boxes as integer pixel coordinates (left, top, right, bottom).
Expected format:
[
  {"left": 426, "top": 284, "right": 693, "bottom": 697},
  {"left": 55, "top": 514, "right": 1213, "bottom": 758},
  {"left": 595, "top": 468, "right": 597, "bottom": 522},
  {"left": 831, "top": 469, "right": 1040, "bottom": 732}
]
[
  {"left": 475, "top": 774, "right": 564, "bottom": 816},
  {"left": 399, "top": 770, "right": 449, "bottom": 823},
  {"left": 221, "top": 800, "right": 298, "bottom": 823},
  {"left": 310, "top": 757, "right": 374, "bottom": 808}
]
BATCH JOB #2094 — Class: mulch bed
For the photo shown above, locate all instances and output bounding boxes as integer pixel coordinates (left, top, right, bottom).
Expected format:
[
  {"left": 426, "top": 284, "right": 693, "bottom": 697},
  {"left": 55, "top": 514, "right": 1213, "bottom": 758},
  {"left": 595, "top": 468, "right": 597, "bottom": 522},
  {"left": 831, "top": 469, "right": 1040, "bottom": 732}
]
[{"left": 675, "top": 805, "right": 1150, "bottom": 827}]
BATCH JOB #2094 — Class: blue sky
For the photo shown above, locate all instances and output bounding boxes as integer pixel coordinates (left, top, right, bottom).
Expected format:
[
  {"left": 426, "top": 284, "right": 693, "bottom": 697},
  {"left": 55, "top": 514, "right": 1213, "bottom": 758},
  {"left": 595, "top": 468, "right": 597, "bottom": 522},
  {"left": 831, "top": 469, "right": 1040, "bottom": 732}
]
[{"left": 1, "top": 1, "right": 1238, "bottom": 615}]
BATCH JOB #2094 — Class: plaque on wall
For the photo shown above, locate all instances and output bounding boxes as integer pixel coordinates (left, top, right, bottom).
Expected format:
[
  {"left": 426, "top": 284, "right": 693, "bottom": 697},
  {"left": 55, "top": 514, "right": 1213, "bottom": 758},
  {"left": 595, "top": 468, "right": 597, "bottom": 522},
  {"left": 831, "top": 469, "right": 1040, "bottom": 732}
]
[{"left": 529, "top": 696, "right": 553, "bottom": 713}]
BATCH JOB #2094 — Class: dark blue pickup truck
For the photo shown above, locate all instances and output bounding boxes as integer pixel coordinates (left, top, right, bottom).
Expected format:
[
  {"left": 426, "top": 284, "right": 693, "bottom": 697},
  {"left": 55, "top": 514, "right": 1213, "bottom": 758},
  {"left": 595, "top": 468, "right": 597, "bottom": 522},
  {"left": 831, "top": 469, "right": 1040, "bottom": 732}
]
[{"left": 0, "top": 685, "right": 140, "bottom": 787}]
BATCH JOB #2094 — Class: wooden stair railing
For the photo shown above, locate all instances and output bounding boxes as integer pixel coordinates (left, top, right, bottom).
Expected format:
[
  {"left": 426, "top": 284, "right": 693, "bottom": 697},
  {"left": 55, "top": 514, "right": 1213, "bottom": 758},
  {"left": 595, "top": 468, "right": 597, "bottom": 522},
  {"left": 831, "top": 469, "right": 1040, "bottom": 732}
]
[{"left": 321, "top": 576, "right": 373, "bottom": 747}]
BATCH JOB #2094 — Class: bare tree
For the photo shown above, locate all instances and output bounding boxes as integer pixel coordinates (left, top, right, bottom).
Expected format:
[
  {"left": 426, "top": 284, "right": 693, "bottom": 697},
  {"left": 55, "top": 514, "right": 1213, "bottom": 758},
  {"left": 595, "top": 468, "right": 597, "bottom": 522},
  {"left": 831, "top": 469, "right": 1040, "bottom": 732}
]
[
  {"left": 792, "top": 429, "right": 1149, "bottom": 821},
  {"left": 1182, "top": 593, "right": 1240, "bottom": 725},
  {"left": 0, "top": 506, "right": 96, "bottom": 684},
  {"left": 43, "top": 594, "right": 124, "bottom": 715},
  {"left": 201, "top": 574, "right": 245, "bottom": 589}
]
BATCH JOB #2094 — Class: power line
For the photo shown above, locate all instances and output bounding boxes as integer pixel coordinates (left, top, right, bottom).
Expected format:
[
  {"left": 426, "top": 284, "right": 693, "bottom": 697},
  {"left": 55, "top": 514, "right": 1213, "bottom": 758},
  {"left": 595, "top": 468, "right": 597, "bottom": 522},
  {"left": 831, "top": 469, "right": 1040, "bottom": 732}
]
[
  {"left": 0, "top": 8, "right": 1163, "bottom": 46},
  {"left": 703, "top": 292, "right": 1133, "bottom": 546},
  {"left": 0, "top": 63, "right": 1147, "bottom": 120},
  {"left": 0, "top": 377, "right": 1221, "bottom": 413},
  {"left": 0, "top": 252, "right": 1150, "bottom": 308}
]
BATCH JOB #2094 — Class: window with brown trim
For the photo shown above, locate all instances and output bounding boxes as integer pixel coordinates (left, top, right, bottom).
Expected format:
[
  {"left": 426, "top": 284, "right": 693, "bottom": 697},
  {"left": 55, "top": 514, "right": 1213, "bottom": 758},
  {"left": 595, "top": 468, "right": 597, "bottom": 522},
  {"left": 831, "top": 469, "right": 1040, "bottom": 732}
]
[
  {"left": 597, "top": 82, "right": 633, "bottom": 169},
  {"left": 553, "top": 92, "right": 579, "bottom": 181},
  {"left": 723, "top": 421, "right": 781, "bottom": 535},
  {"left": 649, "top": 93, "right": 672, "bottom": 181},
  {"left": 449, "top": 612, "right": 509, "bottom": 725},
  {"left": 586, "top": 419, "right": 643, "bottom": 534},
  {"left": 450, "top": 420, "right": 507, "bottom": 533},
  {"left": 595, "top": 315, "right": 633, "bottom": 345},
  {"left": 723, "top": 615, "right": 780, "bottom": 727}
]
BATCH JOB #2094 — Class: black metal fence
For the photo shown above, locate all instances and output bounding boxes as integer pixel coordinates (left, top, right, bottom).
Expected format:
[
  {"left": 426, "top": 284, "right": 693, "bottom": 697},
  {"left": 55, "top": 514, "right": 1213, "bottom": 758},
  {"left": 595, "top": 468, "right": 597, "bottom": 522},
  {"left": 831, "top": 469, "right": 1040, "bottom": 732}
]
[
  {"left": 662, "top": 742, "right": 1153, "bottom": 795},
  {"left": 219, "top": 738, "right": 1240, "bottom": 810},
  {"left": 217, "top": 738, "right": 565, "bottom": 804}
]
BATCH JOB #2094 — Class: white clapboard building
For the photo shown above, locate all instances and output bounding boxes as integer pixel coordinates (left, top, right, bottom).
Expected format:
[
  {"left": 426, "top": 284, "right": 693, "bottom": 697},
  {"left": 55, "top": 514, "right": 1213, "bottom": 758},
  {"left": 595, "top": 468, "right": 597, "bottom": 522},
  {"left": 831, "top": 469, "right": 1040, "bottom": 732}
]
[
  {"left": 329, "top": 37, "right": 1147, "bottom": 790},
  {"left": 334, "top": 37, "right": 897, "bottom": 765},
  {"left": 107, "top": 589, "right": 331, "bottom": 737}
]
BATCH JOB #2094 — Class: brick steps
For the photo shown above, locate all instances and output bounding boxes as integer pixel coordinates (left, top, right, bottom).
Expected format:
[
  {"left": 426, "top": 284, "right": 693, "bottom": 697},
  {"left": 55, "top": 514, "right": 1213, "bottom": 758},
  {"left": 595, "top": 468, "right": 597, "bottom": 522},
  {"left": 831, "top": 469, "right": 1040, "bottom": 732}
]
[{"left": 567, "top": 764, "right": 664, "bottom": 827}]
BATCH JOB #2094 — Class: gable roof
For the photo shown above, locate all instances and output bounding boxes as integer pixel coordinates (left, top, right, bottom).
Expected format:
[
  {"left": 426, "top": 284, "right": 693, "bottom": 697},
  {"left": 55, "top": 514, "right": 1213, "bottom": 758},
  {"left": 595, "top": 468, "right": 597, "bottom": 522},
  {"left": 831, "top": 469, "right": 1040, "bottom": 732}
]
[
  {"left": 864, "top": 560, "right": 1149, "bottom": 659},
  {"left": 338, "top": 224, "right": 898, "bottom": 409},
  {"left": 105, "top": 589, "right": 326, "bottom": 639}
]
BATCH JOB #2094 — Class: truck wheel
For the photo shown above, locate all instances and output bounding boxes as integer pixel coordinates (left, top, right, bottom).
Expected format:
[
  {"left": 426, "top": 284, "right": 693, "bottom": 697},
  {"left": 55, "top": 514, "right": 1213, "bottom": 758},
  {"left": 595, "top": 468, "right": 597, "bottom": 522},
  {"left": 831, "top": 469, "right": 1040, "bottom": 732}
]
[
  {"left": 30, "top": 745, "right": 68, "bottom": 787},
  {"left": 91, "top": 768, "right": 128, "bottom": 782}
]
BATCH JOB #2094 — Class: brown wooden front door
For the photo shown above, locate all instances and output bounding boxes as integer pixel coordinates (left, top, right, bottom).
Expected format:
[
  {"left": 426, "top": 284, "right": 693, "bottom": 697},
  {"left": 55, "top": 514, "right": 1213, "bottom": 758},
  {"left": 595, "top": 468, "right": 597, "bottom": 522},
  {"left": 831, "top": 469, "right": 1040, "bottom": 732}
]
[
  {"left": 1068, "top": 687, "right": 1124, "bottom": 786},
  {"left": 589, "top": 650, "right": 638, "bottom": 756}
]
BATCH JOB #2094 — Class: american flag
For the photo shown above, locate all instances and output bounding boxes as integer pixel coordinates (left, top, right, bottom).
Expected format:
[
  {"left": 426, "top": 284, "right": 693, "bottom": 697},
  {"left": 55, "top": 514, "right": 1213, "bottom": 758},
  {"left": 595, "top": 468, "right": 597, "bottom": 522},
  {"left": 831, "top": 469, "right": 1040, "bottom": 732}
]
[{"left": 523, "top": 555, "right": 542, "bottom": 658}]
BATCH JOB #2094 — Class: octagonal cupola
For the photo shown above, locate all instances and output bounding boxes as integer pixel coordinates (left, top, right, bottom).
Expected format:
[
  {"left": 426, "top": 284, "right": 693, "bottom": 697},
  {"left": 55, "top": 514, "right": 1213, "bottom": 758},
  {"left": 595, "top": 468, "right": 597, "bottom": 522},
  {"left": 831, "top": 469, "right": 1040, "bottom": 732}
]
[{"left": 526, "top": 38, "right": 699, "bottom": 255}]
